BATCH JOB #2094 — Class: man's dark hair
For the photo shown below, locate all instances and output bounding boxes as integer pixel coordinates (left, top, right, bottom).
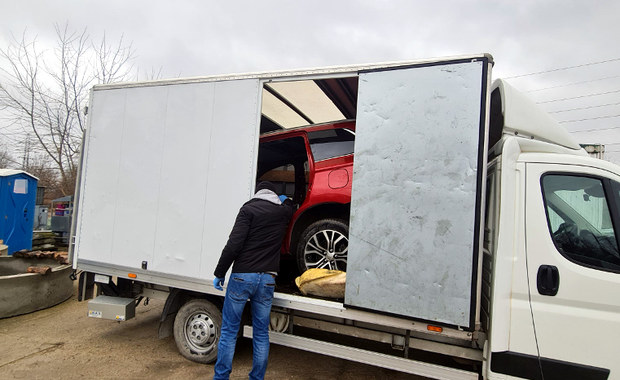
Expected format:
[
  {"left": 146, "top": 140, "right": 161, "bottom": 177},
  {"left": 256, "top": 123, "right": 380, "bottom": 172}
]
[{"left": 255, "top": 181, "right": 277, "bottom": 194}]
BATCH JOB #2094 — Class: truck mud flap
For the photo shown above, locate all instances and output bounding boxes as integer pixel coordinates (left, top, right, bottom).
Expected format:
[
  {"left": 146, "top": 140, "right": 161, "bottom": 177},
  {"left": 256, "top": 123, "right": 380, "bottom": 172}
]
[{"left": 78, "top": 272, "right": 95, "bottom": 301}]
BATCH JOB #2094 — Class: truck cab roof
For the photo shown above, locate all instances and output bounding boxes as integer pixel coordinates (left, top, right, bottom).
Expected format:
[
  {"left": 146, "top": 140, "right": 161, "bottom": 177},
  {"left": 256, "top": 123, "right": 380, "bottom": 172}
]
[{"left": 490, "top": 79, "right": 584, "bottom": 153}]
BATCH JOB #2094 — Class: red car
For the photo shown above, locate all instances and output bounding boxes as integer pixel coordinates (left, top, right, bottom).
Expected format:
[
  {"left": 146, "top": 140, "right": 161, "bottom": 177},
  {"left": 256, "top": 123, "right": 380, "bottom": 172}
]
[{"left": 257, "top": 120, "right": 355, "bottom": 273}]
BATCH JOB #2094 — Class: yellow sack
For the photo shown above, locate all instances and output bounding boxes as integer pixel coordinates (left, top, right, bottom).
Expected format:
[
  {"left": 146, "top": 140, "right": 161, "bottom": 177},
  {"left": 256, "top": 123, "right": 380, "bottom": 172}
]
[
  {"left": 295, "top": 268, "right": 346, "bottom": 299},
  {"left": 0, "top": 240, "right": 7, "bottom": 256}
]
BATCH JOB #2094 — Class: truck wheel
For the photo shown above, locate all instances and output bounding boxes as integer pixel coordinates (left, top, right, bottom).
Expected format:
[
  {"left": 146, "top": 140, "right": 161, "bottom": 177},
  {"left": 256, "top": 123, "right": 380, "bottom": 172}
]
[
  {"left": 173, "top": 299, "right": 221, "bottom": 364},
  {"left": 297, "top": 219, "right": 348, "bottom": 273}
]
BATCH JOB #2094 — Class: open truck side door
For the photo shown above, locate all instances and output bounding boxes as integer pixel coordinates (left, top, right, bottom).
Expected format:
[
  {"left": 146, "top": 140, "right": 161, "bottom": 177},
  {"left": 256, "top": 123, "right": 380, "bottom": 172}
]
[{"left": 345, "top": 56, "right": 492, "bottom": 329}]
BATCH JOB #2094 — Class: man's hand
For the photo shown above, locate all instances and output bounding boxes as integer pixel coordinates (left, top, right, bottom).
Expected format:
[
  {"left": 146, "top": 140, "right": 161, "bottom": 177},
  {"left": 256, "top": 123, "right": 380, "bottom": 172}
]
[{"left": 213, "top": 277, "right": 225, "bottom": 291}]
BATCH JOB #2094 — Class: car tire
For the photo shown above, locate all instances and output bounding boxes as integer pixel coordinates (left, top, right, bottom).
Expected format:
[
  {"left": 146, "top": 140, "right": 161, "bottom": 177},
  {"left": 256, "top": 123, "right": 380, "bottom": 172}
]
[
  {"left": 173, "top": 298, "right": 221, "bottom": 364},
  {"left": 296, "top": 219, "right": 349, "bottom": 273}
]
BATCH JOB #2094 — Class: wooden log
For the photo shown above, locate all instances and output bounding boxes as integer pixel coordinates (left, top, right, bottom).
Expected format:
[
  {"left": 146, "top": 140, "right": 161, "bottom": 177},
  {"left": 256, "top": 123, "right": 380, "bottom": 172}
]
[
  {"left": 54, "top": 252, "right": 69, "bottom": 264},
  {"left": 27, "top": 266, "right": 52, "bottom": 275}
]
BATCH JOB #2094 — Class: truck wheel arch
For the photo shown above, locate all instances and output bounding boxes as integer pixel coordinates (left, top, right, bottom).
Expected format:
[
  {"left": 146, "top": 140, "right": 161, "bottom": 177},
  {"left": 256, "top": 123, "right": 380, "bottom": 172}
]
[
  {"left": 173, "top": 298, "right": 222, "bottom": 363},
  {"left": 158, "top": 289, "right": 222, "bottom": 339}
]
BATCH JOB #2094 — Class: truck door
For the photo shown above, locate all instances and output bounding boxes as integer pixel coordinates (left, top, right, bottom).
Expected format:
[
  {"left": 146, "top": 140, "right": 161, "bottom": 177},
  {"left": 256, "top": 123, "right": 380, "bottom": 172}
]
[
  {"left": 524, "top": 163, "right": 620, "bottom": 379},
  {"left": 75, "top": 79, "right": 262, "bottom": 279},
  {"left": 345, "top": 56, "right": 492, "bottom": 328}
]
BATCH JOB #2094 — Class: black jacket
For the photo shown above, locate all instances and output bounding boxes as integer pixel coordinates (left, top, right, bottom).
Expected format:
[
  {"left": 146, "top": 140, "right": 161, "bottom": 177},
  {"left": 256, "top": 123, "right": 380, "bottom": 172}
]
[{"left": 214, "top": 196, "right": 294, "bottom": 278}]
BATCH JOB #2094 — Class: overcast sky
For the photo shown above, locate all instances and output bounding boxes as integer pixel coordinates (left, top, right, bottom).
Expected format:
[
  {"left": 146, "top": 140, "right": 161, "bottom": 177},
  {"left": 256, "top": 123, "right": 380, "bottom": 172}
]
[{"left": 1, "top": 0, "right": 620, "bottom": 162}]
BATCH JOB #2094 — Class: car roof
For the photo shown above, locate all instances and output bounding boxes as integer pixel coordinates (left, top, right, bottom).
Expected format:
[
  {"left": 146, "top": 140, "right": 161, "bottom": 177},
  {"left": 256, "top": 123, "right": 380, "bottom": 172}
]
[{"left": 260, "top": 119, "right": 355, "bottom": 138}]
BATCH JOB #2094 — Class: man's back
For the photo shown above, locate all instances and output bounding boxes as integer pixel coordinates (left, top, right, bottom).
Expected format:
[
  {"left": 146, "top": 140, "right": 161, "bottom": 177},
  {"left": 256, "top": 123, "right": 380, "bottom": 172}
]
[
  {"left": 214, "top": 186, "right": 293, "bottom": 279},
  {"left": 228, "top": 198, "right": 293, "bottom": 274}
]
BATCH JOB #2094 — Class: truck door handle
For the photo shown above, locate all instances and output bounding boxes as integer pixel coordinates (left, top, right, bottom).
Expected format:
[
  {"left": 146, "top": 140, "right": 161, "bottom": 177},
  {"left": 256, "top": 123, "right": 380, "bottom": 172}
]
[{"left": 537, "top": 265, "right": 560, "bottom": 296}]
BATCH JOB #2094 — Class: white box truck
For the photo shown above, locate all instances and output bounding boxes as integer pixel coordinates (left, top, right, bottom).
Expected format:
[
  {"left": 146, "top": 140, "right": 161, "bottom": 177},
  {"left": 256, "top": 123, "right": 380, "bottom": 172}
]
[{"left": 70, "top": 54, "right": 620, "bottom": 379}]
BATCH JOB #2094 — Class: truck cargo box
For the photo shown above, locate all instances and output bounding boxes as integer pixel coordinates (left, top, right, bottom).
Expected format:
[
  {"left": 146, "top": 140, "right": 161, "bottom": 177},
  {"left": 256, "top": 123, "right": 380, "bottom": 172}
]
[{"left": 72, "top": 55, "right": 492, "bottom": 329}]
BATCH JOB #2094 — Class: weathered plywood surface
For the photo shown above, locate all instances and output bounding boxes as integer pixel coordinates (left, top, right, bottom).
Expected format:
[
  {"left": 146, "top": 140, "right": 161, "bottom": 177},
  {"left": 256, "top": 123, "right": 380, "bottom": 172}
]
[{"left": 345, "top": 61, "right": 486, "bottom": 327}]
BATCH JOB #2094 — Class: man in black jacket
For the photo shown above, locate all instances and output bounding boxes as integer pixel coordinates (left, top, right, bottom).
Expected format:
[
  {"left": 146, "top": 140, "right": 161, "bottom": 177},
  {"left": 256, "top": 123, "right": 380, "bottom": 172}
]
[{"left": 212, "top": 181, "right": 293, "bottom": 380}]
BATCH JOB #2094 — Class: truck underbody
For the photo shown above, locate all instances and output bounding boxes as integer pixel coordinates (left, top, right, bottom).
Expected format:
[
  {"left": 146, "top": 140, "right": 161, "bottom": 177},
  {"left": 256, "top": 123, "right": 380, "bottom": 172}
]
[{"left": 78, "top": 265, "right": 484, "bottom": 379}]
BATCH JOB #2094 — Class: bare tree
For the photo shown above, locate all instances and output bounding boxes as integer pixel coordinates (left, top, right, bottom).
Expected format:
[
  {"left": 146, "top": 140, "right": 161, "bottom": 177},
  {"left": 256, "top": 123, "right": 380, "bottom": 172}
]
[
  {"left": 94, "top": 32, "right": 134, "bottom": 84},
  {"left": 23, "top": 153, "right": 61, "bottom": 202},
  {"left": 0, "top": 145, "right": 15, "bottom": 168},
  {"left": 0, "top": 24, "right": 135, "bottom": 195},
  {"left": 136, "top": 65, "right": 164, "bottom": 81}
]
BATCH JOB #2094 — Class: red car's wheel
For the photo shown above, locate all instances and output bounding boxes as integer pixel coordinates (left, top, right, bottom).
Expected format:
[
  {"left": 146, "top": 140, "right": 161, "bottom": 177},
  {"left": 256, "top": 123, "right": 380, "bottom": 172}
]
[{"left": 296, "top": 219, "right": 348, "bottom": 273}]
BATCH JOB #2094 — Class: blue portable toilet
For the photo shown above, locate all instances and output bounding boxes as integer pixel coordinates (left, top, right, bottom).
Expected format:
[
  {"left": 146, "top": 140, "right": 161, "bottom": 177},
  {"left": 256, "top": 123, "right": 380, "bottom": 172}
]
[{"left": 0, "top": 170, "right": 38, "bottom": 255}]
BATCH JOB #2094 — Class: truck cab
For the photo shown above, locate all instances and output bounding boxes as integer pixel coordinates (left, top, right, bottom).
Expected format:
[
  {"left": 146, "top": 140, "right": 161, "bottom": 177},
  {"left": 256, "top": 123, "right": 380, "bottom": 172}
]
[{"left": 484, "top": 80, "right": 620, "bottom": 379}]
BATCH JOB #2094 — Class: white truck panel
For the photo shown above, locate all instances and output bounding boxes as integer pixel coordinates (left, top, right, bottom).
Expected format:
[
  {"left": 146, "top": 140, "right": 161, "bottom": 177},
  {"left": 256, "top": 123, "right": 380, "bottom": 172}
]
[
  {"left": 76, "top": 88, "right": 127, "bottom": 266},
  {"left": 152, "top": 83, "right": 216, "bottom": 277},
  {"left": 113, "top": 85, "right": 168, "bottom": 269},
  {"left": 75, "top": 79, "right": 261, "bottom": 278},
  {"left": 199, "top": 80, "right": 262, "bottom": 277}
]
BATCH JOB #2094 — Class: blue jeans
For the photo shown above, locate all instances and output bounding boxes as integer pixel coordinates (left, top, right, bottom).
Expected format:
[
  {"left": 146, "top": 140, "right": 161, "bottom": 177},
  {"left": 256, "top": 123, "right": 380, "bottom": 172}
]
[{"left": 213, "top": 272, "right": 276, "bottom": 380}]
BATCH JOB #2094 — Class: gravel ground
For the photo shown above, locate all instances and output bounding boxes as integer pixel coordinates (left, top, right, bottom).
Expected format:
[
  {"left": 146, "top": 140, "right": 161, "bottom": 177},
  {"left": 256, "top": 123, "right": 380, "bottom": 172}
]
[{"left": 0, "top": 283, "right": 424, "bottom": 379}]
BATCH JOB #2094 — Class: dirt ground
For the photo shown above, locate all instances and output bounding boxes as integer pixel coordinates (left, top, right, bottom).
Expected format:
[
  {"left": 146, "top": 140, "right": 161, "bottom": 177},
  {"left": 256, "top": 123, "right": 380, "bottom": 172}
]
[{"left": 0, "top": 283, "right": 424, "bottom": 379}]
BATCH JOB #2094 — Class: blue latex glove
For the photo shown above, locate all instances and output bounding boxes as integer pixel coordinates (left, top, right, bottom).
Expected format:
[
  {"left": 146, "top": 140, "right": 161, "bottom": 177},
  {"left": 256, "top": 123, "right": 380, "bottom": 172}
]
[
  {"left": 279, "top": 195, "right": 288, "bottom": 202},
  {"left": 213, "top": 277, "right": 225, "bottom": 291}
]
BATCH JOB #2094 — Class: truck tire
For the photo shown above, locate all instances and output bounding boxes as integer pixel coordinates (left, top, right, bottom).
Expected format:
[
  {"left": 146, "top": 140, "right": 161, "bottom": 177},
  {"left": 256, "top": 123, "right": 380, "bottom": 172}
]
[
  {"left": 296, "top": 219, "right": 349, "bottom": 273},
  {"left": 173, "top": 299, "right": 221, "bottom": 364}
]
